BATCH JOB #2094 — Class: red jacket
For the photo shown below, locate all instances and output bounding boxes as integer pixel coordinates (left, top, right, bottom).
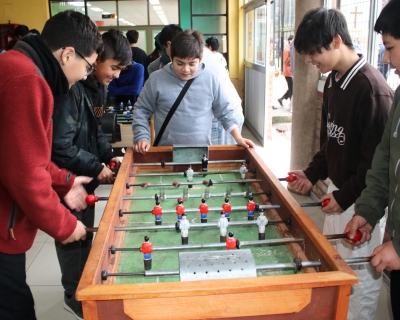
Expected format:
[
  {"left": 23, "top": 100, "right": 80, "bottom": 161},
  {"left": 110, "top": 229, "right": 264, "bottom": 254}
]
[{"left": 0, "top": 50, "right": 78, "bottom": 254}]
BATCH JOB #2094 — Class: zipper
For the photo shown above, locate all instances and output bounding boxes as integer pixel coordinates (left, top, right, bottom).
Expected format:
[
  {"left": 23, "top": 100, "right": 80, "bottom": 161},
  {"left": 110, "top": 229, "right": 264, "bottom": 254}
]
[{"left": 7, "top": 202, "right": 18, "bottom": 240}]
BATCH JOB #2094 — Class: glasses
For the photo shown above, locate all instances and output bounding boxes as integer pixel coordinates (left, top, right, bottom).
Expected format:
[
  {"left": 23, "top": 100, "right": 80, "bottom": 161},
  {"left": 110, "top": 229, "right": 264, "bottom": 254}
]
[{"left": 75, "top": 49, "right": 96, "bottom": 76}]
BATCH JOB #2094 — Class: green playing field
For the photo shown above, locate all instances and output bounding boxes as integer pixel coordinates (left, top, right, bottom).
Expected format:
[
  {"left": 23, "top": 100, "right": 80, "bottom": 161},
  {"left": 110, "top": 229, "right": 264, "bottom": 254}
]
[{"left": 115, "top": 172, "right": 296, "bottom": 284}]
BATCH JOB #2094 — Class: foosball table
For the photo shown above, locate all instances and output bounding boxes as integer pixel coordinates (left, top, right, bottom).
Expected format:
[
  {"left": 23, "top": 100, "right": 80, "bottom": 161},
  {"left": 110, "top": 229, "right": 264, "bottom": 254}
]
[{"left": 77, "top": 145, "right": 358, "bottom": 320}]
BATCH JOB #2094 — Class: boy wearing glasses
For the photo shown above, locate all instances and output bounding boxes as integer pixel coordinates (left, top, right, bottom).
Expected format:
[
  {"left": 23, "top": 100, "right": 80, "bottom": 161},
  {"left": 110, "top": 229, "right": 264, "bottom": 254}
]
[
  {"left": 0, "top": 11, "right": 102, "bottom": 320},
  {"left": 51, "top": 28, "right": 131, "bottom": 319}
]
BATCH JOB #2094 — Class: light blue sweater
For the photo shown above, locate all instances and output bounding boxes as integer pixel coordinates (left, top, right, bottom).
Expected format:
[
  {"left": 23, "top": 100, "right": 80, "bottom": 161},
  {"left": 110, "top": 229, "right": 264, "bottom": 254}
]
[{"left": 132, "top": 62, "right": 238, "bottom": 146}]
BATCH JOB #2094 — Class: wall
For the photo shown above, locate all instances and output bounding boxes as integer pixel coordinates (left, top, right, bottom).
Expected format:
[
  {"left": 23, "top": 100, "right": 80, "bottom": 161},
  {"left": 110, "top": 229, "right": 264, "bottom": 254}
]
[{"left": 0, "top": 0, "right": 49, "bottom": 32}]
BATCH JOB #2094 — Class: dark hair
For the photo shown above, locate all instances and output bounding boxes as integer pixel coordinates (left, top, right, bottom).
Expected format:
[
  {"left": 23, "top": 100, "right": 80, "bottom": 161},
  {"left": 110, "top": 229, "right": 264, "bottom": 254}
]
[
  {"left": 99, "top": 29, "right": 132, "bottom": 66},
  {"left": 170, "top": 29, "right": 204, "bottom": 60},
  {"left": 374, "top": 0, "right": 400, "bottom": 39},
  {"left": 148, "top": 42, "right": 161, "bottom": 62},
  {"left": 294, "top": 8, "right": 353, "bottom": 55},
  {"left": 14, "top": 25, "right": 29, "bottom": 38},
  {"left": 288, "top": 35, "right": 294, "bottom": 41},
  {"left": 205, "top": 37, "right": 220, "bottom": 51},
  {"left": 159, "top": 24, "right": 182, "bottom": 47},
  {"left": 126, "top": 30, "right": 139, "bottom": 44},
  {"left": 41, "top": 10, "right": 102, "bottom": 57},
  {"left": 29, "top": 29, "right": 41, "bottom": 36}
]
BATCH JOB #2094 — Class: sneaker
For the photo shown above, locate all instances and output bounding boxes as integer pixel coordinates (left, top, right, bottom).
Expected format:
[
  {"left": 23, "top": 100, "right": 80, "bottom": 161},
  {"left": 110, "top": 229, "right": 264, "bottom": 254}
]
[
  {"left": 272, "top": 105, "right": 278, "bottom": 110},
  {"left": 64, "top": 294, "right": 84, "bottom": 320},
  {"left": 278, "top": 98, "right": 283, "bottom": 107}
]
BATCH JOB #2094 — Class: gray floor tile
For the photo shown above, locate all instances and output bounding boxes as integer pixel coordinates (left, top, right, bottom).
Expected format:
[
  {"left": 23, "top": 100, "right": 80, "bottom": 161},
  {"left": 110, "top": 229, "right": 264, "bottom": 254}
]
[{"left": 27, "top": 243, "right": 61, "bottom": 286}]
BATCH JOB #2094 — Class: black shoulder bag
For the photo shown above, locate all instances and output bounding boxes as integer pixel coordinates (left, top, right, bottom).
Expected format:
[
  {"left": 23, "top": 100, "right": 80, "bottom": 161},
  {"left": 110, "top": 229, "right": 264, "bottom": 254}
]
[{"left": 153, "top": 78, "right": 194, "bottom": 146}]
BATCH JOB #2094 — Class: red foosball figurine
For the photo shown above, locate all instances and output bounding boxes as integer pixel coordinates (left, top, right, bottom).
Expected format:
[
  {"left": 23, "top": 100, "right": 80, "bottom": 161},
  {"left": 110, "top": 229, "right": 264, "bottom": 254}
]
[
  {"left": 152, "top": 201, "right": 163, "bottom": 225},
  {"left": 139, "top": 236, "right": 154, "bottom": 270},
  {"left": 176, "top": 199, "right": 185, "bottom": 221},
  {"left": 222, "top": 198, "right": 232, "bottom": 221},
  {"left": 199, "top": 198, "right": 209, "bottom": 223},
  {"left": 226, "top": 232, "right": 237, "bottom": 250},
  {"left": 247, "top": 196, "right": 256, "bottom": 221}
]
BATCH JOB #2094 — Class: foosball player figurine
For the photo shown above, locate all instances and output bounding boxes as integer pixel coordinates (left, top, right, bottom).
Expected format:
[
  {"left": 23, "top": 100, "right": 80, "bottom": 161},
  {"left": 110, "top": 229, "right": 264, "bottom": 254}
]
[
  {"left": 217, "top": 212, "right": 229, "bottom": 243},
  {"left": 152, "top": 201, "right": 163, "bottom": 225},
  {"left": 176, "top": 199, "right": 185, "bottom": 221},
  {"left": 256, "top": 210, "right": 268, "bottom": 240},
  {"left": 179, "top": 214, "right": 190, "bottom": 245},
  {"left": 202, "top": 154, "right": 208, "bottom": 172},
  {"left": 186, "top": 165, "right": 194, "bottom": 188},
  {"left": 222, "top": 198, "right": 232, "bottom": 221},
  {"left": 226, "top": 232, "right": 236, "bottom": 250},
  {"left": 199, "top": 198, "right": 209, "bottom": 223},
  {"left": 247, "top": 196, "right": 256, "bottom": 221},
  {"left": 139, "top": 236, "right": 153, "bottom": 270},
  {"left": 239, "top": 162, "right": 248, "bottom": 179}
]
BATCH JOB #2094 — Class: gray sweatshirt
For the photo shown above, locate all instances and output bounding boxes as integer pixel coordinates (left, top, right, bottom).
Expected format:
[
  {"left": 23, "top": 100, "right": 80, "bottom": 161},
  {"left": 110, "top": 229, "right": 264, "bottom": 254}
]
[{"left": 132, "top": 62, "right": 238, "bottom": 146}]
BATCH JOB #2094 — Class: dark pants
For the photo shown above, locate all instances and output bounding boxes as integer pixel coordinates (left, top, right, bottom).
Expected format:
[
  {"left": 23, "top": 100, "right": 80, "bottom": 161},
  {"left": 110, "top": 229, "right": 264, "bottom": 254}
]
[
  {"left": 391, "top": 269, "right": 400, "bottom": 318},
  {"left": 0, "top": 252, "right": 36, "bottom": 320},
  {"left": 55, "top": 205, "right": 94, "bottom": 296},
  {"left": 280, "top": 76, "right": 293, "bottom": 100}
]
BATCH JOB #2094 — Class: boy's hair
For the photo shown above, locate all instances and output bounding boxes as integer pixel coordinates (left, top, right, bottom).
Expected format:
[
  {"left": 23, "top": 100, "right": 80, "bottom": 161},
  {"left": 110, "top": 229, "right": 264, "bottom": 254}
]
[
  {"left": 159, "top": 24, "right": 183, "bottom": 47},
  {"left": 170, "top": 30, "right": 204, "bottom": 60},
  {"left": 126, "top": 30, "right": 139, "bottom": 44},
  {"left": 288, "top": 35, "right": 294, "bottom": 41},
  {"left": 374, "top": 0, "right": 400, "bottom": 39},
  {"left": 206, "top": 37, "right": 220, "bottom": 51},
  {"left": 29, "top": 29, "right": 40, "bottom": 36},
  {"left": 99, "top": 29, "right": 132, "bottom": 66},
  {"left": 14, "top": 25, "right": 29, "bottom": 38},
  {"left": 294, "top": 8, "right": 353, "bottom": 55},
  {"left": 41, "top": 10, "right": 102, "bottom": 57}
]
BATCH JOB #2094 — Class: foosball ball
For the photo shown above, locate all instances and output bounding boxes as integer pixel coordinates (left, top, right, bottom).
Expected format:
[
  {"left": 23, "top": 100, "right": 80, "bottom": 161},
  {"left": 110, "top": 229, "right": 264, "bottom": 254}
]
[{"left": 77, "top": 145, "right": 359, "bottom": 320}]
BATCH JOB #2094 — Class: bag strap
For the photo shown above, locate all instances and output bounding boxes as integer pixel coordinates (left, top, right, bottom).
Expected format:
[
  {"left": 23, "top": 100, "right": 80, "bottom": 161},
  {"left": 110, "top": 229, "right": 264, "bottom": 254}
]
[{"left": 153, "top": 78, "right": 194, "bottom": 146}]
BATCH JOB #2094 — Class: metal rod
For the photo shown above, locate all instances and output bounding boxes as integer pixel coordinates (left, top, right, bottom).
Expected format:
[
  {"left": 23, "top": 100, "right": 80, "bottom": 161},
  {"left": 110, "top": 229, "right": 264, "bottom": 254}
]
[
  {"left": 103, "top": 257, "right": 373, "bottom": 279},
  {"left": 123, "top": 204, "right": 280, "bottom": 215},
  {"left": 344, "top": 257, "right": 372, "bottom": 264},
  {"left": 111, "top": 237, "right": 304, "bottom": 252},
  {"left": 132, "top": 159, "right": 247, "bottom": 167},
  {"left": 127, "top": 179, "right": 262, "bottom": 188},
  {"left": 257, "top": 260, "right": 321, "bottom": 271},
  {"left": 325, "top": 233, "right": 348, "bottom": 240},
  {"left": 129, "top": 170, "right": 242, "bottom": 177},
  {"left": 86, "top": 219, "right": 288, "bottom": 233},
  {"left": 122, "top": 191, "right": 267, "bottom": 201},
  {"left": 299, "top": 202, "right": 322, "bottom": 207}
]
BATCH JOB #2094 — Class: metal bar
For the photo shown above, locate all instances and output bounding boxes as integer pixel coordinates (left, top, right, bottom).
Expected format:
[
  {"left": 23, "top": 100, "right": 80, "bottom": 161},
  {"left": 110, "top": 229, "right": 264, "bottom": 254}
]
[
  {"left": 87, "top": 219, "right": 288, "bottom": 233},
  {"left": 122, "top": 204, "right": 280, "bottom": 215},
  {"left": 325, "top": 233, "right": 348, "bottom": 240},
  {"left": 257, "top": 260, "right": 321, "bottom": 271},
  {"left": 122, "top": 191, "right": 267, "bottom": 201},
  {"left": 127, "top": 179, "right": 262, "bottom": 188},
  {"left": 132, "top": 159, "right": 247, "bottom": 167},
  {"left": 111, "top": 237, "right": 304, "bottom": 252},
  {"left": 129, "top": 170, "right": 242, "bottom": 177},
  {"left": 104, "top": 257, "right": 373, "bottom": 279}
]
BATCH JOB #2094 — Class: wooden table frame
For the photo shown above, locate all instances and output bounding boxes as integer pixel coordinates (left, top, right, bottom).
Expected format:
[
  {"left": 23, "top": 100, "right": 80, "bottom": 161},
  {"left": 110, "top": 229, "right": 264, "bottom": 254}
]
[{"left": 77, "top": 146, "right": 357, "bottom": 320}]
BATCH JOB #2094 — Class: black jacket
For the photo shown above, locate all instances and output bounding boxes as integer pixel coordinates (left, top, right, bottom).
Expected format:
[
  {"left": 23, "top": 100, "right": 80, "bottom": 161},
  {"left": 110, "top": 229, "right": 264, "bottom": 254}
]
[{"left": 52, "top": 77, "right": 114, "bottom": 194}]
